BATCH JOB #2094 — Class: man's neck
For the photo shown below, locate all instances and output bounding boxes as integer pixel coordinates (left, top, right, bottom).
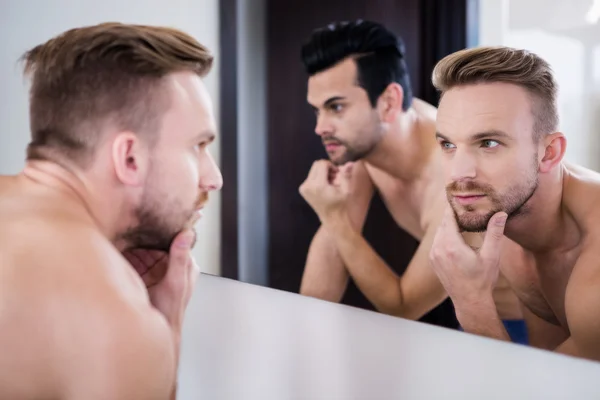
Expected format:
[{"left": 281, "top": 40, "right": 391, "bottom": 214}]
[
  {"left": 504, "top": 164, "right": 579, "bottom": 254},
  {"left": 20, "top": 160, "right": 127, "bottom": 247},
  {"left": 363, "top": 106, "right": 439, "bottom": 182}
]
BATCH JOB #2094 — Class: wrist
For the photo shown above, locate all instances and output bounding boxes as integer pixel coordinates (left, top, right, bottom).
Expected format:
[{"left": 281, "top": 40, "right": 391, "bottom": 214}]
[
  {"left": 320, "top": 208, "right": 352, "bottom": 232},
  {"left": 170, "top": 324, "right": 183, "bottom": 363},
  {"left": 454, "top": 292, "right": 496, "bottom": 321}
]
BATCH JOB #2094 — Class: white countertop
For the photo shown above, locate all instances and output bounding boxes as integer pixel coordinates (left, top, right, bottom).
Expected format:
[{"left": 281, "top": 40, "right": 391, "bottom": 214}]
[{"left": 178, "top": 274, "right": 600, "bottom": 399}]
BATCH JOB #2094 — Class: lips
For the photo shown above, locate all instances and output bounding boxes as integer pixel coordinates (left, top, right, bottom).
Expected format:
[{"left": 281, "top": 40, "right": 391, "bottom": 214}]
[
  {"left": 452, "top": 193, "right": 486, "bottom": 206},
  {"left": 324, "top": 141, "right": 341, "bottom": 152}
]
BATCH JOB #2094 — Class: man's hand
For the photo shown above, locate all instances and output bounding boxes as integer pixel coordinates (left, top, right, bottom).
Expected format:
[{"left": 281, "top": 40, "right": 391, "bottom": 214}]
[
  {"left": 429, "top": 207, "right": 507, "bottom": 308},
  {"left": 299, "top": 160, "right": 353, "bottom": 223},
  {"left": 123, "top": 230, "right": 199, "bottom": 330}
]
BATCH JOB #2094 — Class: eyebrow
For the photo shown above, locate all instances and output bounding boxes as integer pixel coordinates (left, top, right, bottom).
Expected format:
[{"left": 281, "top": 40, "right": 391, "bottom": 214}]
[
  {"left": 436, "top": 130, "right": 511, "bottom": 142},
  {"left": 323, "top": 96, "right": 345, "bottom": 107},
  {"left": 309, "top": 96, "right": 346, "bottom": 109},
  {"left": 194, "top": 129, "right": 216, "bottom": 143}
]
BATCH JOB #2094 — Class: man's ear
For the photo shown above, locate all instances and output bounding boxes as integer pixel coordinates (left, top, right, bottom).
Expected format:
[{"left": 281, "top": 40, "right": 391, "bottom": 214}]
[
  {"left": 377, "top": 83, "right": 404, "bottom": 123},
  {"left": 111, "top": 132, "right": 149, "bottom": 186},
  {"left": 539, "top": 132, "right": 566, "bottom": 173}
]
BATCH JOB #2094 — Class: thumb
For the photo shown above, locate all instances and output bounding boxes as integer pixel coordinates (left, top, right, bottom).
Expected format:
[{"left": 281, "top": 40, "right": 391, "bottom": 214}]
[
  {"left": 167, "top": 229, "right": 195, "bottom": 276},
  {"left": 339, "top": 163, "right": 353, "bottom": 193},
  {"left": 479, "top": 212, "right": 507, "bottom": 261}
]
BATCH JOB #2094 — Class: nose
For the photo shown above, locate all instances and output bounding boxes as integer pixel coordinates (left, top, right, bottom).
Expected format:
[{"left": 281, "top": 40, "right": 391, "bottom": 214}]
[
  {"left": 449, "top": 149, "right": 477, "bottom": 182},
  {"left": 199, "top": 151, "right": 223, "bottom": 192},
  {"left": 315, "top": 114, "right": 334, "bottom": 137}
]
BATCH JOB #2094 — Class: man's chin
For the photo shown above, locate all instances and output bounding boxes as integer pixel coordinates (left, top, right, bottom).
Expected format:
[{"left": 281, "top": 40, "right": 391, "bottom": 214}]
[
  {"left": 331, "top": 154, "right": 362, "bottom": 166},
  {"left": 454, "top": 210, "right": 494, "bottom": 233},
  {"left": 328, "top": 153, "right": 346, "bottom": 166},
  {"left": 186, "top": 210, "right": 202, "bottom": 228}
]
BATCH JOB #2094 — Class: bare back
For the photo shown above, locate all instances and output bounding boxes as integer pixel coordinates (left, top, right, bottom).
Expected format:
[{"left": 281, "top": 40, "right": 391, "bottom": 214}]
[{"left": 0, "top": 176, "right": 173, "bottom": 399}]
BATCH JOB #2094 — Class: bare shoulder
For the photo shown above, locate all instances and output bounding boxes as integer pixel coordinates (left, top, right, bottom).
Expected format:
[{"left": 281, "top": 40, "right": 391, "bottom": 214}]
[
  {"left": 411, "top": 97, "right": 438, "bottom": 122},
  {"left": 0, "top": 215, "right": 173, "bottom": 399}
]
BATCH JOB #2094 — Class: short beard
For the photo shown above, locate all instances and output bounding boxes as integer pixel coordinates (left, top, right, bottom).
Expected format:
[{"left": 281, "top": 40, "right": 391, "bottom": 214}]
[
  {"left": 325, "top": 112, "right": 383, "bottom": 166},
  {"left": 449, "top": 155, "right": 539, "bottom": 232},
  {"left": 118, "top": 172, "right": 198, "bottom": 252}
]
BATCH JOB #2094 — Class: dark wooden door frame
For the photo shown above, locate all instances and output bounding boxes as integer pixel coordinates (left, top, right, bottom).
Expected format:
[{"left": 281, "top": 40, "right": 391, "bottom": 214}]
[{"left": 219, "top": 0, "right": 239, "bottom": 279}]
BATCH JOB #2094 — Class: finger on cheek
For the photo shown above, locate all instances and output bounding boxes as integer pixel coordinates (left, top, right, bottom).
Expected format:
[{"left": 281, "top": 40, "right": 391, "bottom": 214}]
[{"left": 175, "top": 230, "right": 195, "bottom": 249}]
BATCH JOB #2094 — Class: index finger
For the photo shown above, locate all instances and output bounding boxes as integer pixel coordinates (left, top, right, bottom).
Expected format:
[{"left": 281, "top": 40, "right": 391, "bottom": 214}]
[
  {"left": 307, "top": 160, "right": 326, "bottom": 180},
  {"left": 311, "top": 160, "right": 333, "bottom": 183},
  {"left": 438, "top": 205, "right": 463, "bottom": 243}
]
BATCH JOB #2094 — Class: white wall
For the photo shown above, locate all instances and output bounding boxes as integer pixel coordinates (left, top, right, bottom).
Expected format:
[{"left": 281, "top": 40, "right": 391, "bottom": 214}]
[
  {"left": 478, "top": 0, "right": 600, "bottom": 170},
  {"left": 0, "top": 0, "right": 222, "bottom": 276}
]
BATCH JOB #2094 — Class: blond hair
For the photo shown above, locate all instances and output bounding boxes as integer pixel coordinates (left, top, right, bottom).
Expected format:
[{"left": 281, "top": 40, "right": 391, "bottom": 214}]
[
  {"left": 21, "top": 22, "right": 213, "bottom": 166},
  {"left": 432, "top": 46, "right": 558, "bottom": 139}
]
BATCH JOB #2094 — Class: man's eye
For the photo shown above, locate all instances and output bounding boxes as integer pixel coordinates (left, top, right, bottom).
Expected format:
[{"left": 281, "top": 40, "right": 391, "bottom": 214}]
[
  {"left": 482, "top": 140, "right": 499, "bottom": 148},
  {"left": 440, "top": 141, "right": 456, "bottom": 150},
  {"left": 330, "top": 104, "right": 343, "bottom": 112}
]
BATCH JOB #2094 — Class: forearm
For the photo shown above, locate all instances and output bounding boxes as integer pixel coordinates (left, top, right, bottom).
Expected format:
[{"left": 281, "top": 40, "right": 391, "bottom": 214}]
[
  {"left": 454, "top": 294, "right": 511, "bottom": 341},
  {"left": 169, "top": 326, "right": 182, "bottom": 400},
  {"left": 323, "top": 212, "right": 404, "bottom": 315},
  {"left": 301, "top": 228, "right": 349, "bottom": 301}
]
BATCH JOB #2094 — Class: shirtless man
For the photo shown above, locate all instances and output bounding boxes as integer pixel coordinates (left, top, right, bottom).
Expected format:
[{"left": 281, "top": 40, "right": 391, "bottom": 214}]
[
  {"left": 297, "top": 20, "right": 524, "bottom": 338},
  {"left": 429, "top": 45, "right": 600, "bottom": 360},
  {"left": 0, "top": 23, "right": 222, "bottom": 399}
]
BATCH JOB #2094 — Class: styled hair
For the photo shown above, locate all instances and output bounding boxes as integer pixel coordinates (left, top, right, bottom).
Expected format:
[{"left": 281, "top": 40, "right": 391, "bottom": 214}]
[
  {"left": 300, "top": 20, "right": 413, "bottom": 111},
  {"left": 21, "top": 22, "right": 213, "bottom": 167},
  {"left": 432, "top": 46, "right": 558, "bottom": 139}
]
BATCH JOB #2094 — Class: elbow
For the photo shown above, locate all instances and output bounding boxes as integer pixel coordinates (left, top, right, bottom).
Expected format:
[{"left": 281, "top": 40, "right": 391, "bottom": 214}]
[
  {"left": 375, "top": 295, "right": 411, "bottom": 319},
  {"left": 382, "top": 305, "right": 414, "bottom": 319}
]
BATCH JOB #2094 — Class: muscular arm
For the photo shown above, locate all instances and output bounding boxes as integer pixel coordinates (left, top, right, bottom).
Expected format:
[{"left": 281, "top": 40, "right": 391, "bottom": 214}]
[
  {"left": 300, "top": 161, "right": 374, "bottom": 301},
  {"left": 62, "top": 299, "right": 180, "bottom": 400},
  {"left": 552, "top": 246, "right": 600, "bottom": 361},
  {"left": 520, "top": 302, "right": 568, "bottom": 350},
  {"left": 323, "top": 197, "right": 448, "bottom": 319},
  {"left": 33, "top": 230, "right": 181, "bottom": 400},
  {"left": 453, "top": 295, "right": 512, "bottom": 342}
]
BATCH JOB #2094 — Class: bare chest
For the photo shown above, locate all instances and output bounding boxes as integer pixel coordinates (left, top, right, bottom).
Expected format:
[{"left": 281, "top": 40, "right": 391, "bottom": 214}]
[
  {"left": 502, "top": 245, "right": 580, "bottom": 330},
  {"left": 367, "top": 167, "right": 439, "bottom": 240}
]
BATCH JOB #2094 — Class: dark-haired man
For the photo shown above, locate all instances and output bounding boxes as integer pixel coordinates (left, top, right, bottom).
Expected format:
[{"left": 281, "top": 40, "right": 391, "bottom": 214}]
[
  {"left": 298, "top": 20, "right": 525, "bottom": 340},
  {"left": 0, "top": 23, "right": 221, "bottom": 399}
]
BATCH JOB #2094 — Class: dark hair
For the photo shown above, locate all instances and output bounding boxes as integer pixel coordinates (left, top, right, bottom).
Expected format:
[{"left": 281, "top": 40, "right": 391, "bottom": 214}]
[
  {"left": 21, "top": 22, "right": 213, "bottom": 167},
  {"left": 301, "top": 20, "right": 412, "bottom": 110},
  {"left": 432, "top": 46, "right": 558, "bottom": 139}
]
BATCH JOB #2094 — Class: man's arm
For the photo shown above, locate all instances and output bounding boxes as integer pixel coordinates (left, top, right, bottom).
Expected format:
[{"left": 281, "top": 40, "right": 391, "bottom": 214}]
[
  {"left": 453, "top": 295, "right": 512, "bottom": 341},
  {"left": 300, "top": 161, "right": 374, "bottom": 301},
  {"left": 520, "top": 302, "right": 568, "bottom": 350},
  {"left": 554, "top": 247, "right": 600, "bottom": 361},
  {"left": 35, "top": 229, "right": 184, "bottom": 399},
  {"left": 61, "top": 300, "right": 179, "bottom": 400},
  {"left": 429, "top": 208, "right": 512, "bottom": 340},
  {"left": 323, "top": 204, "right": 448, "bottom": 319}
]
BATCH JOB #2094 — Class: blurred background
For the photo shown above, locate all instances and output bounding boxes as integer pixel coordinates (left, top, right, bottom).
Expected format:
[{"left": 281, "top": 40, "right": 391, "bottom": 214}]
[{"left": 1, "top": 0, "right": 599, "bottom": 342}]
